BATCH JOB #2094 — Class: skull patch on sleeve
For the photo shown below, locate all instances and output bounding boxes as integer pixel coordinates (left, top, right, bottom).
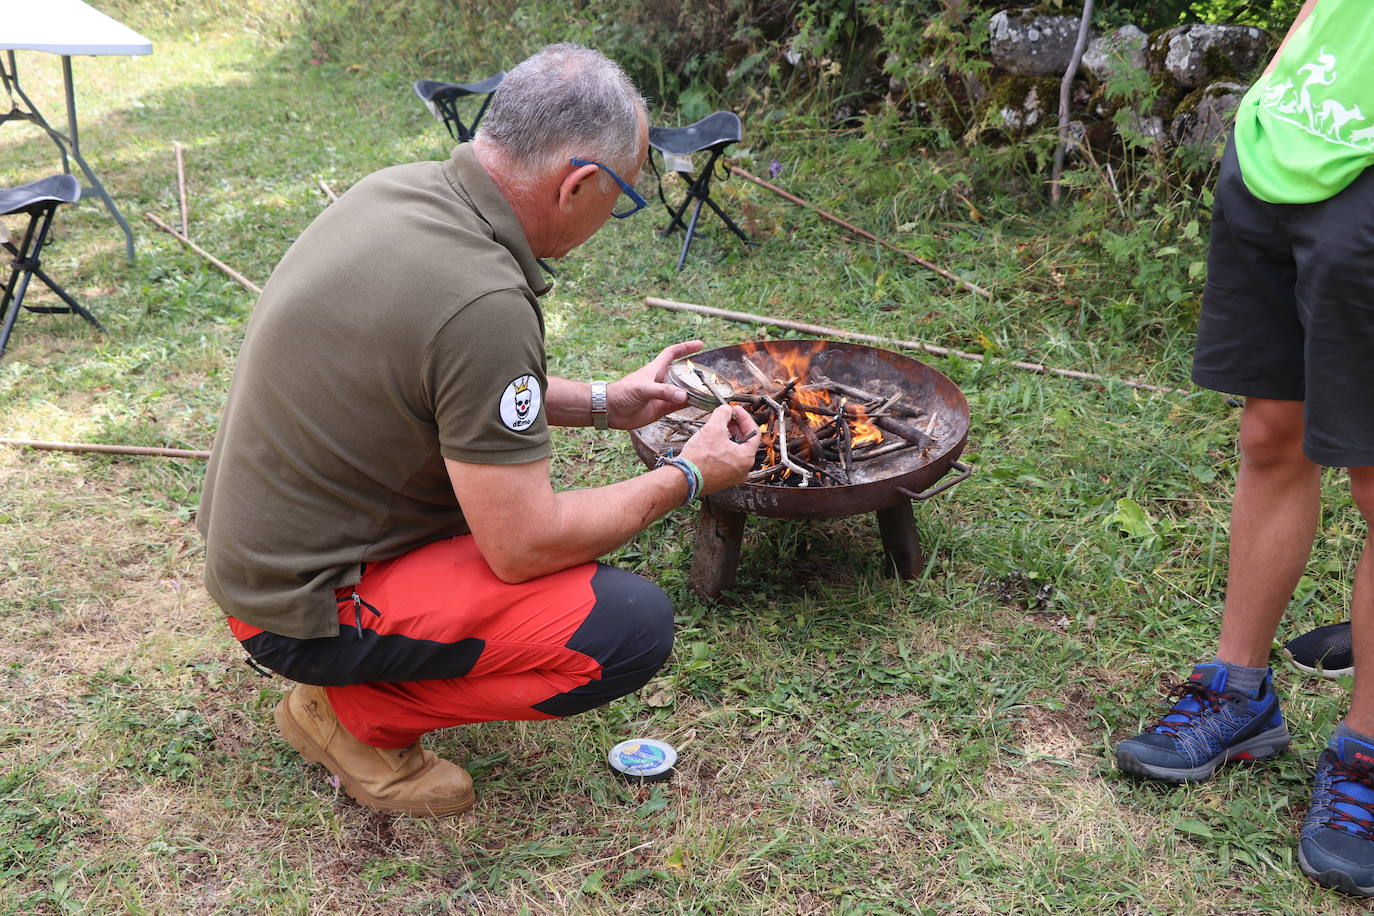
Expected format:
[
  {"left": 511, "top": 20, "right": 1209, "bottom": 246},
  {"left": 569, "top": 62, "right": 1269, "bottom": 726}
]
[{"left": 499, "top": 374, "right": 542, "bottom": 431}]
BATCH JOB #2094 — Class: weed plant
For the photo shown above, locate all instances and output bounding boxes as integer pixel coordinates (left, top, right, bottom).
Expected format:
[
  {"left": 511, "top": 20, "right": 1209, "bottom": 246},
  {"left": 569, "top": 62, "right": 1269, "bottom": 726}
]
[{"left": 0, "top": 1, "right": 1363, "bottom": 914}]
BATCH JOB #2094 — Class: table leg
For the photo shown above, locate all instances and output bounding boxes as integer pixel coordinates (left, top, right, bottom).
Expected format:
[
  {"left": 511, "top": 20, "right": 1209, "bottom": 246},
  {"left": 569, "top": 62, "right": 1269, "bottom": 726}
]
[
  {"left": 876, "top": 502, "right": 924, "bottom": 579},
  {"left": 688, "top": 498, "right": 746, "bottom": 599},
  {"left": 3, "top": 52, "right": 72, "bottom": 174},
  {"left": 63, "top": 56, "right": 135, "bottom": 262}
]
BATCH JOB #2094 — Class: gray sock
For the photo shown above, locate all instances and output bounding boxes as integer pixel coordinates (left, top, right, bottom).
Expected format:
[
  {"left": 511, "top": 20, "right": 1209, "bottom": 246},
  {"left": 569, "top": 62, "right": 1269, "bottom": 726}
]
[
  {"left": 1209, "top": 656, "right": 1268, "bottom": 698},
  {"left": 1330, "top": 721, "right": 1374, "bottom": 750}
]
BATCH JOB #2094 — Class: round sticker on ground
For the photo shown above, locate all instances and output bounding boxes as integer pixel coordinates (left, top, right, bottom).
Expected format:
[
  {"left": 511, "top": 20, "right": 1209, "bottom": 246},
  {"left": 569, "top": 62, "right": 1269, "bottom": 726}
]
[
  {"left": 499, "top": 374, "right": 541, "bottom": 431},
  {"left": 608, "top": 738, "right": 677, "bottom": 782}
]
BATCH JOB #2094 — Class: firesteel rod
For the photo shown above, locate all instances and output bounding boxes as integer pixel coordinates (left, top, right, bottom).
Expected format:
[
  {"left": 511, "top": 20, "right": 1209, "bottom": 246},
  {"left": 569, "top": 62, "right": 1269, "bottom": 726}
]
[
  {"left": 727, "top": 165, "right": 992, "bottom": 300},
  {"left": 0, "top": 438, "right": 210, "bottom": 460},
  {"left": 644, "top": 296, "right": 1189, "bottom": 396}
]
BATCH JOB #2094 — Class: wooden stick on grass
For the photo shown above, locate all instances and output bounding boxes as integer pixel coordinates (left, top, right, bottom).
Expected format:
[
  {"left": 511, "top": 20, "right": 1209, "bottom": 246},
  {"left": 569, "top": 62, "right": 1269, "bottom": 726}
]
[
  {"left": 145, "top": 212, "right": 262, "bottom": 294},
  {"left": 0, "top": 438, "right": 210, "bottom": 460},
  {"left": 727, "top": 165, "right": 992, "bottom": 300},
  {"left": 318, "top": 179, "right": 339, "bottom": 203},
  {"left": 645, "top": 296, "right": 1189, "bottom": 395},
  {"left": 174, "top": 141, "right": 189, "bottom": 235}
]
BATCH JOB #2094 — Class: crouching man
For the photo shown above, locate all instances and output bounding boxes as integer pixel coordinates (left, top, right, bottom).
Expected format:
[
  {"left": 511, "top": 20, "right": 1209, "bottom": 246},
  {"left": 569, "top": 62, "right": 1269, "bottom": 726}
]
[{"left": 197, "top": 44, "right": 758, "bottom": 816}]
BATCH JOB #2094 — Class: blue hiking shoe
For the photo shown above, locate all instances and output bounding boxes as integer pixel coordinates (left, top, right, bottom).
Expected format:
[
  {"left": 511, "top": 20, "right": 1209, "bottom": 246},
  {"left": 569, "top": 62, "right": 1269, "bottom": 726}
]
[
  {"left": 1114, "top": 663, "right": 1290, "bottom": 784},
  {"left": 1299, "top": 733, "right": 1374, "bottom": 896}
]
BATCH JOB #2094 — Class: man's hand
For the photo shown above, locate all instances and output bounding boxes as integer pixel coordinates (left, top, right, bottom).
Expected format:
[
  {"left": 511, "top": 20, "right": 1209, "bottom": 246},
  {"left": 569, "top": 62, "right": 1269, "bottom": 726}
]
[
  {"left": 679, "top": 404, "right": 760, "bottom": 493},
  {"left": 606, "top": 340, "right": 704, "bottom": 430}
]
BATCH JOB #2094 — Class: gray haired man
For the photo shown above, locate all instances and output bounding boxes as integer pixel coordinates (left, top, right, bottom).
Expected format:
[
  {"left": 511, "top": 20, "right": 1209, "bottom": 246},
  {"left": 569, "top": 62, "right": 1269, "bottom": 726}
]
[{"left": 198, "top": 44, "right": 758, "bottom": 816}]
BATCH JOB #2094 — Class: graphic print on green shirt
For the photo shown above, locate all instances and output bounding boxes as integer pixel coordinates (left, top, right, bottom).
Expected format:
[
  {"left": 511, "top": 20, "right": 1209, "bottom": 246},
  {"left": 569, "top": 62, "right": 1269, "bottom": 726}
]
[{"left": 1233, "top": 0, "right": 1374, "bottom": 203}]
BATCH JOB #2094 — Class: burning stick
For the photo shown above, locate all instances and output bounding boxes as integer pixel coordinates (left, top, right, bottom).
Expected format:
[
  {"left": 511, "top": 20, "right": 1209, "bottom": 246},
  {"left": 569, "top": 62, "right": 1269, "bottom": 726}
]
[
  {"left": 874, "top": 417, "right": 935, "bottom": 450},
  {"left": 839, "top": 398, "right": 854, "bottom": 478},
  {"left": 761, "top": 394, "right": 812, "bottom": 487}
]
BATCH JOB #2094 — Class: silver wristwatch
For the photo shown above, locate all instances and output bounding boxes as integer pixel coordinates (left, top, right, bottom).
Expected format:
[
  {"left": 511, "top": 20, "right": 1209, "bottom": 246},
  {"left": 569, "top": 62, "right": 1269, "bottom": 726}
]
[{"left": 590, "top": 380, "right": 609, "bottom": 430}]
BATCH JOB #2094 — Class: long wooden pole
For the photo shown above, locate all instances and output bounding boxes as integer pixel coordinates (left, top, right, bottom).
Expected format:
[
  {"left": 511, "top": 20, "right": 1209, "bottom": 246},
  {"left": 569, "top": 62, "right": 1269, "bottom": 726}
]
[
  {"left": 174, "top": 141, "right": 190, "bottom": 234},
  {"left": 644, "top": 296, "right": 1188, "bottom": 395},
  {"left": 727, "top": 165, "right": 991, "bottom": 300},
  {"left": 144, "top": 212, "right": 263, "bottom": 294},
  {"left": 0, "top": 438, "right": 210, "bottom": 460}
]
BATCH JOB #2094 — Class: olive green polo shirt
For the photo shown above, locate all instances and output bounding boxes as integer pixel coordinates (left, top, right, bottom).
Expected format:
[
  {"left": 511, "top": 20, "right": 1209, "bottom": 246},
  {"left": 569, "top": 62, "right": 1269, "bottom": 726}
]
[{"left": 197, "top": 144, "right": 553, "bottom": 639}]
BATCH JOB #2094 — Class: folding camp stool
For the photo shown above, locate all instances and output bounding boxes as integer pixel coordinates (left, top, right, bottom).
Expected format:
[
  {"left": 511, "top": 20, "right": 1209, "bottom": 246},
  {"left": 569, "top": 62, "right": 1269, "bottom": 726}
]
[
  {"left": 0, "top": 174, "right": 104, "bottom": 359},
  {"left": 413, "top": 73, "right": 505, "bottom": 142},
  {"left": 648, "top": 110, "right": 750, "bottom": 271}
]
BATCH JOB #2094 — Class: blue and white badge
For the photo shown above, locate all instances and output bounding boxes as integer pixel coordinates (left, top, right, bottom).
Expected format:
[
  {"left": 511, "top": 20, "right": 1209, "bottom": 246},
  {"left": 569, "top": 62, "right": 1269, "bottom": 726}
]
[{"left": 499, "top": 374, "right": 541, "bottom": 432}]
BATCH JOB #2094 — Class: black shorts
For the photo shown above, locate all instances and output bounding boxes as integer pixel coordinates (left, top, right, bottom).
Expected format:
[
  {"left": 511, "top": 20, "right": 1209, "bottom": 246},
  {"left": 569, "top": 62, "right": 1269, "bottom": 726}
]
[{"left": 1193, "top": 137, "right": 1374, "bottom": 468}]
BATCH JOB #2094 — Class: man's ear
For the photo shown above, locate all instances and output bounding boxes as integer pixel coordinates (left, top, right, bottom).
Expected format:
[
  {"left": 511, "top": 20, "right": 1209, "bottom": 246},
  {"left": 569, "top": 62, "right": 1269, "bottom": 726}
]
[{"left": 558, "top": 162, "right": 600, "bottom": 212}]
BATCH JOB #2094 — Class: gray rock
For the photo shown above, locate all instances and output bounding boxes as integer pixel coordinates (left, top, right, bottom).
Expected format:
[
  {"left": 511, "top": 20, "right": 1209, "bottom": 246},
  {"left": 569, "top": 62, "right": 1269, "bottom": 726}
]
[
  {"left": 1119, "top": 110, "right": 1167, "bottom": 146},
  {"left": 1171, "top": 80, "right": 1248, "bottom": 146},
  {"left": 1152, "top": 24, "right": 1270, "bottom": 89},
  {"left": 1083, "top": 24, "right": 1148, "bottom": 82},
  {"left": 990, "top": 8, "right": 1091, "bottom": 77},
  {"left": 999, "top": 82, "right": 1050, "bottom": 134}
]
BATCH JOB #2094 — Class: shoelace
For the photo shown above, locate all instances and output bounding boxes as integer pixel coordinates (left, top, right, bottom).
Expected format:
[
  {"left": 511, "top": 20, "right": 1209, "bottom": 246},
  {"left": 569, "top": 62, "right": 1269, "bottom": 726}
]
[
  {"left": 1150, "top": 681, "right": 1225, "bottom": 735},
  {"left": 1325, "top": 753, "right": 1374, "bottom": 838}
]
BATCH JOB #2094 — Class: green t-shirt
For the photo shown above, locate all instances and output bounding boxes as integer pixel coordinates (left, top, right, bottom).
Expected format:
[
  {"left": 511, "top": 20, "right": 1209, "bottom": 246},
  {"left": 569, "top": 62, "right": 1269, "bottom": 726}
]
[
  {"left": 1234, "top": 0, "right": 1374, "bottom": 203},
  {"left": 197, "top": 144, "right": 553, "bottom": 639}
]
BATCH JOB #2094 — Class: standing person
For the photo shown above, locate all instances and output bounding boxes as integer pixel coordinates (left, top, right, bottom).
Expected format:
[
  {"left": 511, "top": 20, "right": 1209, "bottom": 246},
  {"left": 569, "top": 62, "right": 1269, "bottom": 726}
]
[
  {"left": 196, "top": 43, "right": 759, "bottom": 817},
  {"left": 1112, "top": 0, "right": 1374, "bottom": 895}
]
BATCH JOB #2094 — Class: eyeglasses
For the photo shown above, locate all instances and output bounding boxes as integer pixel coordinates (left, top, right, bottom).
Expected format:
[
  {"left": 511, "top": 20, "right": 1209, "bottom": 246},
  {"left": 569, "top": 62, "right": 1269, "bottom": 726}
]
[{"left": 570, "top": 157, "right": 648, "bottom": 218}]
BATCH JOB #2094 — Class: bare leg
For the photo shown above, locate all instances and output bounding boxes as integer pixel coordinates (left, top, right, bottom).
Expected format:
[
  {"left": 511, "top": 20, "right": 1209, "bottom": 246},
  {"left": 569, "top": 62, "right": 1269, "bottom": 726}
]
[
  {"left": 1216, "top": 398, "right": 1322, "bottom": 667},
  {"left": 1344, "top": 467, "right": 1374, "bottom": 733}
]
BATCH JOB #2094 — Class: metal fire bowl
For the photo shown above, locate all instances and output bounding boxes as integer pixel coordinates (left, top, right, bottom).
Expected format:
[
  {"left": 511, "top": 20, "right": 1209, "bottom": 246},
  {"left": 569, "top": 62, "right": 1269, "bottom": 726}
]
[{"left": 629, "top": 340, "right": 970, "bottom": 519}]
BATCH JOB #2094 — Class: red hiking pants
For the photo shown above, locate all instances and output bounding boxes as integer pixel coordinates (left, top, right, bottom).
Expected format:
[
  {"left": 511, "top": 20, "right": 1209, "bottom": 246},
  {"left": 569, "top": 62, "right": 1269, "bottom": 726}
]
[{"left": 227, "top": 536, "right": 673, "bottom": 747}]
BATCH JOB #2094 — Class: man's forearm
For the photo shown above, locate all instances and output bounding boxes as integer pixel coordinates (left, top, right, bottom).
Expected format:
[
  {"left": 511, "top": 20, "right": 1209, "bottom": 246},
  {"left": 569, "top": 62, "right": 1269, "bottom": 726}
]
[{"left": 545, "top": 376, "right": 593, "bottom": 426}]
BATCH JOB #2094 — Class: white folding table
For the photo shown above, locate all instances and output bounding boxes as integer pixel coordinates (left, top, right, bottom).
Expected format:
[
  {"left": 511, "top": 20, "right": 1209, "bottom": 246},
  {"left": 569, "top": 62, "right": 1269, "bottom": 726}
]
[{"left": 1, "top": 0, "right": 153, "bottom": 261}]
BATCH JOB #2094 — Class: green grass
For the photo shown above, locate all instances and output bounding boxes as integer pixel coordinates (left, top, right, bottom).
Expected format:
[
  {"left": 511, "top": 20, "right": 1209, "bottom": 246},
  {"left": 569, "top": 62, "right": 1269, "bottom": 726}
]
[{"left": 0, "top": 4, "right": 1368, "bottom": 915}]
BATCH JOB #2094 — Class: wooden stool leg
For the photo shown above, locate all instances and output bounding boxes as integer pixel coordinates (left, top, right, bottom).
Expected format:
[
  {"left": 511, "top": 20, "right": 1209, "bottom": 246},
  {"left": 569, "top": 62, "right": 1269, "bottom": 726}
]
[
  {"left": 876, "top": 502, "right": 924, "bottom": 579},
  {"left": 688, "top": 497, "right": 746, "bottom": 599}
]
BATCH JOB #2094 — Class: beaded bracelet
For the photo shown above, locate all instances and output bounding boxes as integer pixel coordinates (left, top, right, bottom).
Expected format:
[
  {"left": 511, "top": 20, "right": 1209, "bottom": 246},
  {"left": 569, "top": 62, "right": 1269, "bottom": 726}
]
[{"left": 655, "top": 453, "right": 703, "bottom": 506}]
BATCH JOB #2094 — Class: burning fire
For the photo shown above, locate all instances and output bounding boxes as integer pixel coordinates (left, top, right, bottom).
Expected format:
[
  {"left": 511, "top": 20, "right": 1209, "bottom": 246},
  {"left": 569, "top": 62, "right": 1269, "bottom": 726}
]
[{"left": 739, "top": 341, "right": 884, "bottom": 477}]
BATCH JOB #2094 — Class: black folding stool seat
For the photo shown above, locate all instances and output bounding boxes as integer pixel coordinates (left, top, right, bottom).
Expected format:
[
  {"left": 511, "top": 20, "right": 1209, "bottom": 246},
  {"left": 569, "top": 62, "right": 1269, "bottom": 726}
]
[
  {"left": 413, "top": 72, "right": 505, "bottom": 142},
  {"left": 649, "top": 110, "right": 750, "bottom": 271},
  {"left": 1, "top": 175, "right": 104, "bottom": 359}
]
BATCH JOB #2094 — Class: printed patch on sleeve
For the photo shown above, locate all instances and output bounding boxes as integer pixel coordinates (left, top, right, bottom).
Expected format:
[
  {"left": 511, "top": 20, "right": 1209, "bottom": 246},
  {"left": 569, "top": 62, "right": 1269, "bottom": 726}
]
[{"left": 499, "top": 374, "right": 542, "bottom": 432}]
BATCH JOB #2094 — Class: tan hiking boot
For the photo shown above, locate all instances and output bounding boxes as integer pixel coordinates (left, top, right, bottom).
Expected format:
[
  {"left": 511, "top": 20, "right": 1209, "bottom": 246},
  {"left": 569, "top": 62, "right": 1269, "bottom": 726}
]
[{"left": 274, "top": 684, "right": 475, "bottom": 817}]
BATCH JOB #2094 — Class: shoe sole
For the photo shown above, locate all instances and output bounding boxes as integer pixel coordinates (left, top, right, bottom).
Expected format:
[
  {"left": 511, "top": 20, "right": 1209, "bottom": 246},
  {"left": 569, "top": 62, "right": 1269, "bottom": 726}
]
[
  {"left": 1282, "top": 648, "right": 1353, "bottom": 680},
  {"left": 1115, "top": 724, "right": 1291, "bottom": 785},
  {"left": 274, "top": 694, "right": 475, "bottom": 817},
  {"left": 1299, "top": 846, "right": 1374, "bottom": 897}
]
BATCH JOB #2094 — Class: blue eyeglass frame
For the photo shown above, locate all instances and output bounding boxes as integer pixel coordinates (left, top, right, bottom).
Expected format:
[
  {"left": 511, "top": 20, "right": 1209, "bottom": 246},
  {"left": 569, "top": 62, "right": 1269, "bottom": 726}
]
[{"left": 570, "top": 157, "right": 648, "bottom": 218}]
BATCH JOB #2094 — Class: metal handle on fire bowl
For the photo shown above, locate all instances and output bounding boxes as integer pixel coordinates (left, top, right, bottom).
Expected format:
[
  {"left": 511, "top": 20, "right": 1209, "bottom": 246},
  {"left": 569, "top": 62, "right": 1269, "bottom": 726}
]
[{"left": 897, "top": 461, "right": 973, "bottom": 502}]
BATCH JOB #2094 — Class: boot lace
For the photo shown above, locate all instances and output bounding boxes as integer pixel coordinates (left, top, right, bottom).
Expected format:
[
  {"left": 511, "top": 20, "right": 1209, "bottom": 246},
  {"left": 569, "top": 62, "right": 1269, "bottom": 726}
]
[
  {"left": 1325, "top": 753, "right": 1374, "bottom": 838},
  {"left": 1150, "top": 681, "right": 1225, "bottom": 734}
]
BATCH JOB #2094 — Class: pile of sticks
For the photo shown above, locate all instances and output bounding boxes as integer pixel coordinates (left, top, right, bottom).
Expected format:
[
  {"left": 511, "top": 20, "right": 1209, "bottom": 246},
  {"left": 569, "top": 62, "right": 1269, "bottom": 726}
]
[{"left": 661, "top": 356, "right": 939, "bottom": 488}]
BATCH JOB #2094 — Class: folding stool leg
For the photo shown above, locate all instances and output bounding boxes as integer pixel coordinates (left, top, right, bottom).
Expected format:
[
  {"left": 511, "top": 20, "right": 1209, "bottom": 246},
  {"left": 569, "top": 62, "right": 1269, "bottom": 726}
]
[
  {"left": 676, "top": 194, "right": 708, "bottom": 272},
  {"left": 699, "top": 193, "right": 751, "bottom": 246},
  {"left": 0, "top": 207, "right": 43, "bottom": 358},
  {"left": 27, "top": 265, "right": 105, "bottom": 330},
  {"left": 660, "top": 174, "right": 697, "bottom": 238},
  {"left": 0, "top": 256, "right": 34, "bottom": 359}
]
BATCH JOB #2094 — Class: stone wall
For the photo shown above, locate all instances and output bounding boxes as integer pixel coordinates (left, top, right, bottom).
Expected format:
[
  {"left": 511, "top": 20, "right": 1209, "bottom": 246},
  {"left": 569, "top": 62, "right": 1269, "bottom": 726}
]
[{"left": 983, "top": 8, "right": 1273, "bottom": 151}]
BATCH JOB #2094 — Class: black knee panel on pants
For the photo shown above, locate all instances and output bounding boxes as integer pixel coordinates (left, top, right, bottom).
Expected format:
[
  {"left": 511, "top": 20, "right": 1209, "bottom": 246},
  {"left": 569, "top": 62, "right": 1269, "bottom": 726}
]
[{"left": 532, "top": 564, "right": 675, "bottom": 717}]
